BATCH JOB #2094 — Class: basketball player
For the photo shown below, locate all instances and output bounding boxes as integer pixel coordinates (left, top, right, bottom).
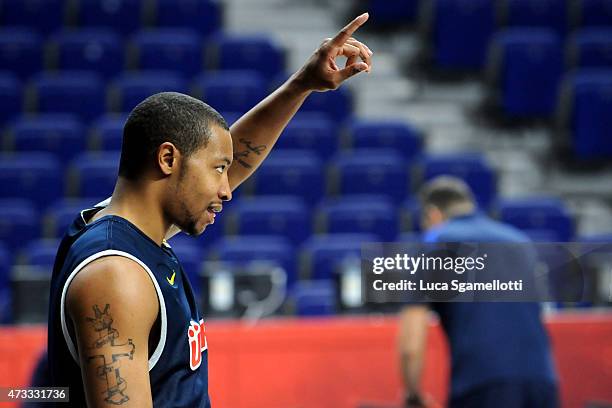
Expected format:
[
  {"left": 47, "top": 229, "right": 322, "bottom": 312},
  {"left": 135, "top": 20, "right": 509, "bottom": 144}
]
[
  {"left": 398, "top": 177, "right": 558, "bottom": 408},
  {"left": 46, "top": 14, "right": 373, "bottom": 407}
]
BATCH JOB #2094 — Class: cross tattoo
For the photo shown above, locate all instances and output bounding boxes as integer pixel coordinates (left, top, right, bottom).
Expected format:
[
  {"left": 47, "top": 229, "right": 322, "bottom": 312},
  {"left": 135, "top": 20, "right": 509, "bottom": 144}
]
[{"left": 86, "top": 304, "right": 136, "bottom": 405}]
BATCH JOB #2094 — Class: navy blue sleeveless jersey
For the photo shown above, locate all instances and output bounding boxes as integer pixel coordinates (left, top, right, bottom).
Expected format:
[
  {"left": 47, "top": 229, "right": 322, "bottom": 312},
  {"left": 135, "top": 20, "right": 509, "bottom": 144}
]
[
  {"left": 47, "top": 207, "right": 211, "bottom": 407},
  {"left": 423, "top": 212, "right": 558, "bottom": 399}
]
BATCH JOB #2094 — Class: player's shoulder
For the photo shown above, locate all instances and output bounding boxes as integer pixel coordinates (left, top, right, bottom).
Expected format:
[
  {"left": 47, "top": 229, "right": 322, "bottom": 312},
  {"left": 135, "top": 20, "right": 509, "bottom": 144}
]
[{"left": 66, "top": 255, "right": 159, "bottom": 324}]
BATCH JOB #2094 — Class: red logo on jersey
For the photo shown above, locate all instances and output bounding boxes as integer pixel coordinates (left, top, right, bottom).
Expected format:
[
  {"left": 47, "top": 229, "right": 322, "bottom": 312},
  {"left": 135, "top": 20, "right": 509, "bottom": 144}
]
[{"left": 187, "top": 319, "right": 208, "bottom": 371}]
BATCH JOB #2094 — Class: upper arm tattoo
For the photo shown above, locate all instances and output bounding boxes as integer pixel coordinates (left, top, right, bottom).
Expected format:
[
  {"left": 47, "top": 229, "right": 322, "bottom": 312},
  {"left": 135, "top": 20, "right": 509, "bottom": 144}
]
[
  {"left": 85, "top": 304, "right": 136, "bottom": 405},
  {"left": 233, "top": 138, "right": 267, "bottom": 169}
]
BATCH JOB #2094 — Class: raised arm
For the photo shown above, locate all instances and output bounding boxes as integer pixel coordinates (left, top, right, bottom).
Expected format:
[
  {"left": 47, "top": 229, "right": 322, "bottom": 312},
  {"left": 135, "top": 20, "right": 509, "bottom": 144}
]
[
  {"left": 66, "top": 256, "right": 159, "bottom": 407},
  {"left": 227, "top": 12, "right": 373, "bottom": 189}
]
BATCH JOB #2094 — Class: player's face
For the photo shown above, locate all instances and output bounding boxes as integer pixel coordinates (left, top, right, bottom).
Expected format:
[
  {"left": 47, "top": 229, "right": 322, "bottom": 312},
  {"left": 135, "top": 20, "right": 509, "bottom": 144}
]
[{"left": 174, "top": 125, "right": 233, "bottom": 236}]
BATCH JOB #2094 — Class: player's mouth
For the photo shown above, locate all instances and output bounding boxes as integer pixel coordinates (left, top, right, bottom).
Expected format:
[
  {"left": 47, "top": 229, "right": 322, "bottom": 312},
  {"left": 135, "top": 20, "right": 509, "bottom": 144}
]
[{"left": 206, "top": 205, "right": 222, "bottom": 224}]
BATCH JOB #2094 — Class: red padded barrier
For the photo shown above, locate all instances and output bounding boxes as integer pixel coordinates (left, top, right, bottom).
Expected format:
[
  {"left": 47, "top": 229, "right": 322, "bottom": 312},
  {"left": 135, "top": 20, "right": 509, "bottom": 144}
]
[{"left": 0, "top": 314, "right": 610, "bottom": 408}]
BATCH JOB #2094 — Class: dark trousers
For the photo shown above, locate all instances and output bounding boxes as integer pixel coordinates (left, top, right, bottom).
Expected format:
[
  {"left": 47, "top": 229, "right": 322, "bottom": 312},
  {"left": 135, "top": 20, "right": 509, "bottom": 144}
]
[{"left": 450, "top": 380, "right": 559, "bottom": 408}]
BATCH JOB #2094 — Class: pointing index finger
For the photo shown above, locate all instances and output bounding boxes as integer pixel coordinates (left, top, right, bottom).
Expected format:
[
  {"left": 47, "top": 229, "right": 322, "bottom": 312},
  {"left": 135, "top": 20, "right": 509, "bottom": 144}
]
[{"left": 329, "top": 13, "right": 369, "bottom": 47}]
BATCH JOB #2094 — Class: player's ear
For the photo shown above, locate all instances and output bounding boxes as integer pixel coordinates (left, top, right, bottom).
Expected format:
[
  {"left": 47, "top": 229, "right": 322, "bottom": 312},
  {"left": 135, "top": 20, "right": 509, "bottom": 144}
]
[{"left": 157, "top": 142, "right": 180, "bottom": 176}]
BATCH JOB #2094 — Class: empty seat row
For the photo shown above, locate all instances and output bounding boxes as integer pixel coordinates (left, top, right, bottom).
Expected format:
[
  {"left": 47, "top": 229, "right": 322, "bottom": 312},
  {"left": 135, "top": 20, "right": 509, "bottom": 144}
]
[
  {"left": 1, "top": 114, "right": 423, "bottom": 163},
  {"left": 424, "top": 0, "right": 612, "bottom": 70},
  {"left": 0, "top": 0, "right": 222, "bottom": 35},
  {"left": 1, "top": 27, "right": 286, "bottom": 80},
  {"left": 0, "top": 69, "right": 354, "bottom": 124},
  {"left": 366, "top": 0, "right": 612, "bottom": 28},
  {"left": 0, "top": 149, "right": 496, "bottom": 208}
]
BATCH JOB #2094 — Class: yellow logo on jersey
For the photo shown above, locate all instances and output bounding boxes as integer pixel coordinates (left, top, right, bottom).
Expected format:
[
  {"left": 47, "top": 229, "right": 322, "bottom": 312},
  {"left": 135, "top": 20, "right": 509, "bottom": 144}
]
[{"left": 166, "top": 271, "right": 176, "bottom": 286}]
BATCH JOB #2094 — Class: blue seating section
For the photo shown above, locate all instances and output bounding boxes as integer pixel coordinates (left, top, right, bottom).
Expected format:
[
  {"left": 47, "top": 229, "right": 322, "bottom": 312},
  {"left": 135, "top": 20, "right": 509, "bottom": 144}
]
[
  {"left": 133, "top": 29, "right": 203, "bottom": 76},
  {"left": 212, "top": 34, "right": 285, "bottom": 80},
  {"left": 0, "top": 0, "right": 598, "bottom": 321},
  {"left": 421, "top": 153, "right": 497, "bottom": 209},
  {"left": 0, "top": 29, "right": 43, "bottom": 79},
  {"left": 333, "top": 149, "right": 409, "bottom": 203},
  {"left": 569, "top": 29, "right": 612, "bottom": 68},
  {"left": 33, "top": 71, "right": 106, "bottom": 120},
  {"left": 154, "top": 0, "right": 221, "bottom": 36},
  {"left": 428, "top": 0, "right": 497, "bottom": 69},
  {"left": 501, "top": 0, "right": 569, "bottom": 35},
  {"left": 52, "top": 29, "right": 124, "bottom": 78},
  {"left": 565, "top": 69, "right": 612, "bottom": 160},
  {"left": 193, "top": 71, "right": 267, "bottom": 113},
  {"left": 293, "top": 280, "right": 336, "bottom": 316},
  {"left": 10, "top": 114, "right": 86, "bottom": 161},
  {"left": 0, "top": 0, "right": 65, "bottom": 34},
  {"left": 496, "top": 197, "right": 575, "bottom": 242},
  {"left": 76, "top": 0, "right": 143, "bottom": 34},
  {"left": 491, "top": 29, "right": 564, "bottom": 118},
  {"left": 230, "top": 196, "right": 311, "bottom": 245},
  {"left": 318, "top": 196, "right": 399, "bottom": 241},
  {"left": 0, "top": 153, "right": 63, "bottom": 207}
]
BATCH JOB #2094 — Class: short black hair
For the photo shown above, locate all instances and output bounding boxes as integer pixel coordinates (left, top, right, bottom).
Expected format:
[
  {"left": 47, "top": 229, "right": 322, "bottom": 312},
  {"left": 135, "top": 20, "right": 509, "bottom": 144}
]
[
  {"left": 419, "top": 176, "right": 475, "bottom": 212},
  {"left": 118, "top": 92, "right": 229, "bottom": 180}
]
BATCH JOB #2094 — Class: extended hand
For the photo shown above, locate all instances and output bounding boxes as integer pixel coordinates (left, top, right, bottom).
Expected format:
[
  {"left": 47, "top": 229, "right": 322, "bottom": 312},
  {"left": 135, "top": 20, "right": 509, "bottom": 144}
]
[{"left": 293, "top": 13, "right": 373, "bottom": 92}]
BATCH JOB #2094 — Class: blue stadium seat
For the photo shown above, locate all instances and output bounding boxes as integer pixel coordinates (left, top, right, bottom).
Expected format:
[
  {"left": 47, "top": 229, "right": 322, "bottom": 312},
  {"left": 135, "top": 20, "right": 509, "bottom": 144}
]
[
  {"left": 364, "top": 0, "right": 420, "bottom": 25},
  {"left": 23, "top": 239, "right": 60, "bottom": 272},
  {"left": 349, "top": 120, "right": 423, "bottom": 160},
  {"left": 76, "top": 0, "right": 143, "bottom": 34},
  {"left": 212, "top": 235, "right": 296, "bottom": 286},
  {"left": 496, "top": 197, "right": 574, "bottom": 242},
  {"left": 10, "top": 114, "right": 86, "bottom": 161},
  {"left": 292, "top": 280, "right": 336, "bottom": 316},
  {"left": 301, "top": 233, "right": 377, "bottom": 280},
  {"left": 0, "top": 199, "right": 40, "bottom": 251},
  {"left": 0, "top": 73, "right": 22, "bottom": 124},
  {"left": 90, "top": 114, "right": 128, "bottom": 151},
  {"left": 52, "top": 29, "right": 123, "bottom": 78},
  {"left": 32, "top": 71, "right": 105, "bottom": 121},
  {"left": 154, "top": 0, "right": 222, "bottom": 37},
  {"left": 69, "top": 152, "right": 120, "bottom": 198},
  {"left": 230, "top": 196, "right": 310, "bottom": 245},
  {"left": 489, "top": 29, "right": 563, "bottom": 117},
  {"left": 194, "top": 71, "right": 267, "bottom": 113},
  {"left": 212, "top": 34, "right": 285, "bottom": 80},
  {"left": 577, "top": 0, "right": 612, "bottom": 27},
  {"left": 111, "top": 71, "right": 188, "bottom": 112},
  {"left": 333, "top": 149, "right": 409, "bottom": 203},
  {"left": 563, "top": 69, "right": 612, "bottom": 160},
  {"left": 318, "top": 196, "right": 399, "bottom": 241},
  {"left": 427, "top": 0, "right": 497, "bottom": 69},
  {"left": 274, "top": 114, "right": 338, "bottom": 160},
  {"left": 251, "top": 150, "right": 324, "bottom": 206},
  {"left": 44, "top": 198, "right": 105, "bottom": 237},
  {"left": 569, "top": 29, "right": 612, "bottom": 68},
  {"left": 133, "top": 29, "right": 203, "bottom": 76},
  {"left": 0, "top": 153, "right": 63, "bottom": 208},
  {"left": 0, "top": 0, "right": 65, "bottom": 34},
  {"left": 421, "top": 153, "right": 497, "bottom": 209},
  {"left": 501, "top": 0, "right": 569, "bottom": 34},
  {"left": 0, "top": 28, "right": 43, "bottom": 79},
  {"left": 299, "top": 86, "right": 353, "bottom": 122}
]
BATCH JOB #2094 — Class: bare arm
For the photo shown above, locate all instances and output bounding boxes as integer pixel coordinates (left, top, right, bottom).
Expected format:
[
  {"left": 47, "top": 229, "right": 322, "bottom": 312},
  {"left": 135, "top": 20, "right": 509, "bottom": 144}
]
[
  {"left": 66, "top": 256, "right": 159, "bottom": 407},
  {"left": 227, "top": 13, "right": 373, "bottom": 189},
  {"left": 398, "top": 305, "right": 430, "bottom": 407}
]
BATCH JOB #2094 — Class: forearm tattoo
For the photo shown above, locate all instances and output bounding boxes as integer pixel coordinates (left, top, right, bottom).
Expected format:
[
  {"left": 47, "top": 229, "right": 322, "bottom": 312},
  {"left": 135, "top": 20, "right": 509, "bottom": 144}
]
[
  {"left": 233, "top": 138, "right": 267, "bottom": 169},
  {"left": 85, "top": 304, "right": 135, "bottom": 405}
]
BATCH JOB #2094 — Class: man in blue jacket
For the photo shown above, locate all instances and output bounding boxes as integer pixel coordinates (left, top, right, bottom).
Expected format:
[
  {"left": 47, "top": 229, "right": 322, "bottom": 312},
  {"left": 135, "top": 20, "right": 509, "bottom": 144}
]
[{"left": 399, "top": 176, "right": 558, "bottom": 408}]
